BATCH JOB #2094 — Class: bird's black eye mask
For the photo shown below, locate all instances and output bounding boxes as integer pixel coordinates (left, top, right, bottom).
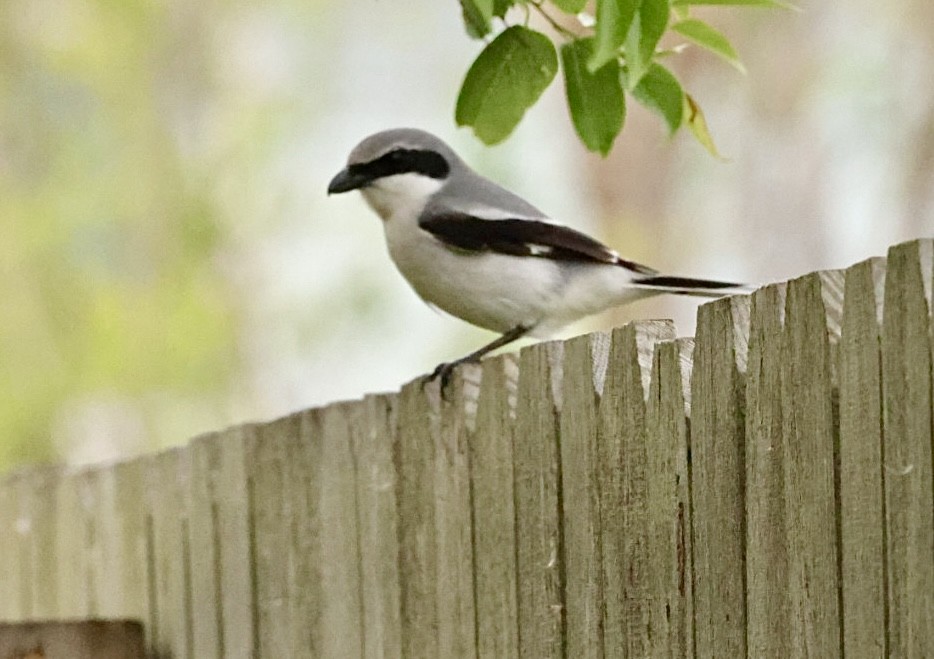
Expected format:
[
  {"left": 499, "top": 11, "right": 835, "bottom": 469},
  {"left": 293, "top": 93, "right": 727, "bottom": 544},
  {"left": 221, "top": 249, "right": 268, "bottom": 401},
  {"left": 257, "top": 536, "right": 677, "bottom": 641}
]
[{"left": 349, "top": 148, "right": 450, "bottom": 184}]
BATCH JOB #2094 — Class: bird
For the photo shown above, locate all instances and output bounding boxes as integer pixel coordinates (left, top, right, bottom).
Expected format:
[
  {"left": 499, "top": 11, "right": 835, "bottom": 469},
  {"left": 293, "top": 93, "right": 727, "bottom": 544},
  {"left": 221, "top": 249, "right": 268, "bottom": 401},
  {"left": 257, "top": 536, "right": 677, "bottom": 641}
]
[{"left": 328, "top": 128, "right": 750, "bottom": 390}]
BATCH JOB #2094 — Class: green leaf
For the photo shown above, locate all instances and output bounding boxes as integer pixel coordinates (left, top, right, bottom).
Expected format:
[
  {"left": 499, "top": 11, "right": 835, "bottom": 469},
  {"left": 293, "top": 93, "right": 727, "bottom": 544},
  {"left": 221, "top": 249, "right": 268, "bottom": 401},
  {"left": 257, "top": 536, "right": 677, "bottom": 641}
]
[
  {"left": 552, "top": 0, "right": 588, "bottom": 12},
  {"left": 623, "top": 0, "right": 670, "bottom": 88},
  {"left": 684, "top": 93, "right": 726, "bottom": 159},
  {"left": 631, "top": 63, "right": 684, "bottom": 134},
  {"left": 672, "top": 19, "right": 745, "bottom": 72},
  {"left": 589, "top": 0, "right": 641, "bottom": 72},
  {"left": 672, "top": 0, "right": 798, "bottom": 9},
  {"left": 459, "top": 0, "right": 494, "bottom": 38},
  {"left": 456, "top": 26, "right": 559, "bottom": 144},
  {"left": 561, "top": 38, "right": 625, "bottom": 155},
  {"left": 493, "top": 0, "right": 515, "bottom": 18}
]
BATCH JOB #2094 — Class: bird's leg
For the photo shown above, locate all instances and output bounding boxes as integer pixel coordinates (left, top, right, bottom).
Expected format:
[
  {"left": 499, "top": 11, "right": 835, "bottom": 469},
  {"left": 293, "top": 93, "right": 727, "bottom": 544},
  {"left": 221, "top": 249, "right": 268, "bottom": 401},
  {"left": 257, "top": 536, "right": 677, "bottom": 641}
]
[{"left": 425, "top": 325, "right": 530, "bottom": 394}]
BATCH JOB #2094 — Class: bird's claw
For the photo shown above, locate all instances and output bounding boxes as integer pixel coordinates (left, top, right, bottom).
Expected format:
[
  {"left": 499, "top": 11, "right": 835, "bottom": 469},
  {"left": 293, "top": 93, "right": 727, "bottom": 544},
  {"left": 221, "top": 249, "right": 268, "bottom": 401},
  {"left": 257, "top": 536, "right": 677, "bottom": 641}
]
[{"left": 421, "top": 361, "right": 460, "bottom": 399}]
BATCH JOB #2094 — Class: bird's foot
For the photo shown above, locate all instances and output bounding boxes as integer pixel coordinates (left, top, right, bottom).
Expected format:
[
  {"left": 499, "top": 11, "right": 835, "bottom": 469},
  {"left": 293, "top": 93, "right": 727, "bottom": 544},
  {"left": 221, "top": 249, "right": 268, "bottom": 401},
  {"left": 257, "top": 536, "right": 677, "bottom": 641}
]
[{"left": 422, "top": 358, "right": 474, "bottom": 398}]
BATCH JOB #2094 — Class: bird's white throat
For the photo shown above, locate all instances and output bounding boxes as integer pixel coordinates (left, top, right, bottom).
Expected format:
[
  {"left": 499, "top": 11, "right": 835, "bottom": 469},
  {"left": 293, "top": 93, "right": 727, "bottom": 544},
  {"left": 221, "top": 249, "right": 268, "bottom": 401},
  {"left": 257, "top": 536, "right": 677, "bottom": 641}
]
[{"left": 361, "top": 173, "right": 444, "bottom": 222}]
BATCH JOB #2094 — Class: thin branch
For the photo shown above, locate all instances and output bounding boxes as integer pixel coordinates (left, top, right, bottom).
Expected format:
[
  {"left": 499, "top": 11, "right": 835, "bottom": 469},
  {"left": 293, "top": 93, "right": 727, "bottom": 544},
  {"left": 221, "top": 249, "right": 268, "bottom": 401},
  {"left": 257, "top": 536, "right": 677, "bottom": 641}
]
[{"left": 529, "top": 1, "right": 578, "bottom": 40}]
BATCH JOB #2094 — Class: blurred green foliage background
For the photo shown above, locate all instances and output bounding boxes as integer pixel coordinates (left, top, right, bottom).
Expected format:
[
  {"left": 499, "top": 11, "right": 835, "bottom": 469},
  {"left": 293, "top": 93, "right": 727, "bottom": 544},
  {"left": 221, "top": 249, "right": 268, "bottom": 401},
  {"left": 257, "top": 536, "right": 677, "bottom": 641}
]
[{"left": 1, "top": 0, "right": 931, "bottom": 470}]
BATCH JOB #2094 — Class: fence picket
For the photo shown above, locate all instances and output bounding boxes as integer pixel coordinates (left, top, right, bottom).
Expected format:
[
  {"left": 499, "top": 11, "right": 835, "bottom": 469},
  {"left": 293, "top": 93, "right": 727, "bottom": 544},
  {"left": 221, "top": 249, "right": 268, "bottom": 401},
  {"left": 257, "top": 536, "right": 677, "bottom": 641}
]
[
  {"left": 645, "top": 337, "right": 694, "bottom": 658},
  {"left": 0, "top": 472, "right": 22, "bottom": 620},
  {"left": 781, "top": 271, "right": 844, "bottom": 657},
  {"left": 144, "top": 448, "right": 192, "bottom": 659},
  {"left": 881, "top": 239, "right": 934, "bottom": 655},
  {"left": 745, "top": 283, "right": 790, "bottom": 656},
  {"left": 471, "top": 355, "right": 520, "bottom": 659},
  {"left": 316, "top": 403, "right": 365, "bottom": 657},
  {"left": 252, "top": 413, "right": 301, "bottom": 659},
  {"left": 839, "top": 257, "right": 887, "bottom": 654},
  {"left": 560, "top": 332, "right": 608, "bottom": 659},
  {"left": 514, "top": 340, "right": 565, "bottom": 659},
  {"left": 691, "top": 295, "right": 749, "bottom": 658},
  {"left": 600, "top": 320, "right": 675, "bottom": 658},
  {"left": 187, "top": 432, "right": 226, "bottom": 658},
  {"left": 394, "top": 381, "right": 440, "bottom": 658},
  {"left": 435, "top": 370, "right": 478, "bottom": 659},
  {"left": 24, "top": 467, "right": 63, "bottom": 619},
  {"left": 350, "top": 394, "right": 403, "bottom": 659}
]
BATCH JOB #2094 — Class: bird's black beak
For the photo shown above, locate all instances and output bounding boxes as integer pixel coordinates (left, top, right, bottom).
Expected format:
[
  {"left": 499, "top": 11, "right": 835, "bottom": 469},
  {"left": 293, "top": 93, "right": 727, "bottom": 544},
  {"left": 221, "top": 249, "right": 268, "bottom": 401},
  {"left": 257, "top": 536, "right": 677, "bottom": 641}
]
[{"left": 327, "top": 167, "right": 369, "bottom": 195}]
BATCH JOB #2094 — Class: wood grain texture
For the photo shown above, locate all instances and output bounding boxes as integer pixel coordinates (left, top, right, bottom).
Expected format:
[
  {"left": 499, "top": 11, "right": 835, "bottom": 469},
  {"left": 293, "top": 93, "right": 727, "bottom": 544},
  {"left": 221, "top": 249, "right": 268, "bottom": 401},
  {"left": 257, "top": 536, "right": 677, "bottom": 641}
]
[
  {"left": 394, "top": 380, "right": 440, "bottom": 659},
  {"left": 55, "top": 468, "right": 91, "bottom": 618},
  {"left": 781, "top": 271, "right": 843, "bottom": 657},
  {"left": 600, "top": 320, "right": 675, "bottom": 658},
  {"left": 744, "top": 283, "right": 790, "bottom": 656},
  {"left": 143, "top": 448, "right": 192, "bottom": 659},
  {"left": 317, "top": 403, "right": 365, "bottom": 657},
  {"left": 514, "top": 340, "right": 565, "bottom": 659},
  {"left": 350, "top": 394, "right": 402, "bottom": 659},
  {"left": 690, "top": 295, "right": 749, "bottom": 659},
  {"left": 560, "top": 332, "right": 608, "bottom": 659},
  {"left": 435, "top": 370, "right": 479, "bottom": 659},
  {"left": 645, "top": 337, "right": 694, "bottom": 658},
  {"left": 213, "top": 425, "right": 258, "bottom": 659},
  {"left": 0, "top": 471, "right": 21, "bottom": 620},
  {"left": 839, "top": 257, "right": 887, "bottom": 655},
  {"left": 285, "top": 410, "right": 324, "bottom": 659},
  {"left": 471, "top": 354, "right": 520, "bottom": 659},
  {"left": 93, "top": 459, "right": 147, "bottom": 625},
  {"left": 252, "top": 413, "right": 301, "bottom": 659},
  {"left": 881, "top": 239, "right": 934, "bottom": 656},
  {"left": 187, "top": 432, "right": 227, "bottom": 658}
]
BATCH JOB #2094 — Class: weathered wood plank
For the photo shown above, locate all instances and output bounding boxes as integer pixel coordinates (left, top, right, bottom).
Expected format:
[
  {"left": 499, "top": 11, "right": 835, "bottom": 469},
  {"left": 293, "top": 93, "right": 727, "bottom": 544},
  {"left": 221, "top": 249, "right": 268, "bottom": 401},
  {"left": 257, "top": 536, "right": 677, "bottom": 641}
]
[
  {"left": 691, "top": 295, "right": 749, "bottom": 658},
  {"left": 434, "top": 370, "right": 478, "bottom": 659},
  {"left": 514, "top": 340, "right": 565, "bottom": 659},
  {"left": 0, "top": 472, "right": 26, "bottom": 620},
  {"left": 839, "top": 257, "right": 887, "bottom": 655},
  {"left": 471, "top": 354, "right": 520, "bottom": 659},
  {"left": 744, "top": 283, "right": 790, "bottom": 655},
  {"left": 645, "top": 337, "right": 694, "bottom": 658},
  {"left": 22, "top": 466, "right": 63, "bottom": 619},
  {"left": 560, "top": 332, "right": 608, "bottom": 658},
  {"left": 600, "top": 320, "right": 675, "bottom": 658},
  {"left": 881, "top": 239, "right": 934, "bottom": 656},
  {"left": 186, "top": 432, "right": 226, "bottom": 658},
  {"left": 145, "top": 448, "right": 192, "bottom": 659},
  {"left": 213, "top": 425, "right": 259, "bottom": 659},
  {"left": 56, "top": 467, "right": 100, "bottom": 618},
  {"left": 350, "top": 394, "right": 402, "bottom": 659},
  {"left": 285, "top": 412, "right": 323, "bottom": 659},
  {"left": 252, "top": 413, "right": 302, "bottom": 659},
  {"left": 394, "top": 381, "right": 440, "bottom": 658},
  {"left": 316, "top": 403, "right": 365, "bottom": 657},
  {"left": 93, "top": 459, "right": 148, "bottom": 625},
  {"left": 781, "top": 271, "right": 843, "bottom": 657}
]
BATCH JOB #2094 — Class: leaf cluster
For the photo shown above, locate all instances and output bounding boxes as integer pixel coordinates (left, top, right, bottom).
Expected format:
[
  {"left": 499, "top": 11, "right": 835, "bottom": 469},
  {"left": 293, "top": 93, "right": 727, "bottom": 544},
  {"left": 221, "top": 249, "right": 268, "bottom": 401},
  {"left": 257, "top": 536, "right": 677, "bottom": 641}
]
[{"left": 455, "top": 0, "right": 792, "bottom": 156}]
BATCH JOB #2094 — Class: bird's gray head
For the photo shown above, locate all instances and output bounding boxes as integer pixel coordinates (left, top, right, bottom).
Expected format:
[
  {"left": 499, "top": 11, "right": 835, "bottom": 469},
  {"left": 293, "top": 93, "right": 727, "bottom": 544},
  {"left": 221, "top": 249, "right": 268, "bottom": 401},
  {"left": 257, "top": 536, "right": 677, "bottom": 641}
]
[{"left": 328, "top": 128, "right": 462, "bottom": 221}]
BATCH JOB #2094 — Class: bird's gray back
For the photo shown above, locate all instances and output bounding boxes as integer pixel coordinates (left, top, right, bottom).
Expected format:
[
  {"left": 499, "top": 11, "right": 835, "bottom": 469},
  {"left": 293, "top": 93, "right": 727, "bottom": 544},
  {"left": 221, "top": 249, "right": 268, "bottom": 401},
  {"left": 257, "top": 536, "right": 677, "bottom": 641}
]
[{"left": 427, "top": 166, "right": 549, "bottom": 220}]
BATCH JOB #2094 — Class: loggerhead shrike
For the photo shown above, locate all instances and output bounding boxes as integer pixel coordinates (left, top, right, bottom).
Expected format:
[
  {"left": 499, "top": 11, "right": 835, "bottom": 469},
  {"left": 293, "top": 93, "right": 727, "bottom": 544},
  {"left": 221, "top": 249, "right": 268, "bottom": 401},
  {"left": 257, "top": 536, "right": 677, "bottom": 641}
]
[{"left": 328, "top": 128, "right": 750, "bottom": 388}]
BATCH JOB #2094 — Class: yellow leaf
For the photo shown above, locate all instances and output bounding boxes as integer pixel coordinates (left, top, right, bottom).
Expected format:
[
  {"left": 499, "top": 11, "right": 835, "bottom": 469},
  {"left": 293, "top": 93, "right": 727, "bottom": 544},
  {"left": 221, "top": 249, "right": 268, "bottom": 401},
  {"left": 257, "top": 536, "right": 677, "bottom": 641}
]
[{"left": 684, "top": 93, "right": 728, "bottom": 160}]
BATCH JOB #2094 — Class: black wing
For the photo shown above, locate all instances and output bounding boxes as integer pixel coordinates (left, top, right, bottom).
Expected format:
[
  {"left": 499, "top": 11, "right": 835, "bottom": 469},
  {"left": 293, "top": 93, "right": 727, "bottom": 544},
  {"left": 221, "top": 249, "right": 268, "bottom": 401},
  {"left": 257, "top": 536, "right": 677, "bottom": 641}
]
[{"left": 419, "top": 212, "right": 656, "bottom": 274}]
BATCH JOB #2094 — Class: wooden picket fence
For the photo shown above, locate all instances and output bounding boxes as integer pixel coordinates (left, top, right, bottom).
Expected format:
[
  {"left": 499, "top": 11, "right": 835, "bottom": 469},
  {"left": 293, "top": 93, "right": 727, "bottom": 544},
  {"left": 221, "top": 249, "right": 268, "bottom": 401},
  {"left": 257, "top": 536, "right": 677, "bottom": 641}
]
[{"left": 1, "top": 239, "right": 932, "bottom": 658}]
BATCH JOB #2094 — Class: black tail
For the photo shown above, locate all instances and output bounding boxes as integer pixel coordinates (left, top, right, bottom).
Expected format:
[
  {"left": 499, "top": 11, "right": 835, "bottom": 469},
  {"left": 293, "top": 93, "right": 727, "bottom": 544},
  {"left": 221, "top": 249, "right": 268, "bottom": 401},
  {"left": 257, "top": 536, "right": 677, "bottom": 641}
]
[{"left": 633, "top": 275, "right": 752, "bottom": 299}]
